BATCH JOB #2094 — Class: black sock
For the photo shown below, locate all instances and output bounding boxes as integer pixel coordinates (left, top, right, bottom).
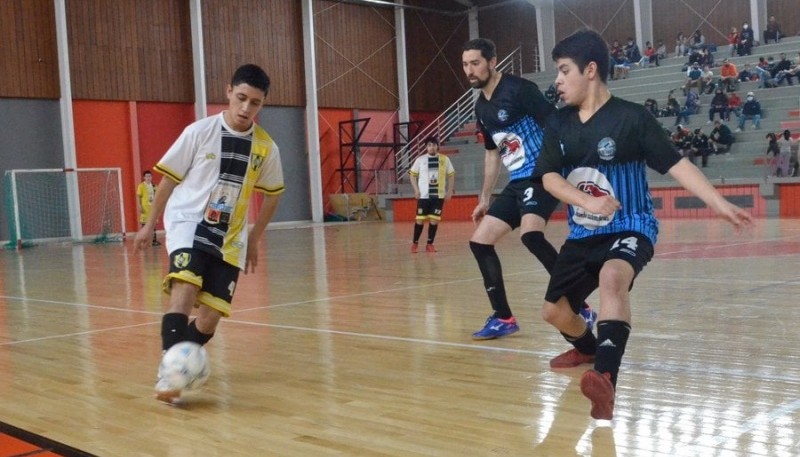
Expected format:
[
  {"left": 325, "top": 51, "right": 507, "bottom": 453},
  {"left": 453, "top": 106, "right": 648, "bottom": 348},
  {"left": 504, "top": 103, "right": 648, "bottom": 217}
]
[
  {"left": 161, "top": 313, "right": 189, "bottom": 351},
  {"left": 594, "top": 320, "right": 631, "bottom": 387},
  {"left": 427, "top": 224, "right": 438, "bottom": 244},
  {"left": 470, "top": 241, "right": 512, "bottom": 319},
  {"left": 412, "top": 223, "right": 423, "bottom": 244},
  {"left": 561, "top": 329, "right": 597, "bottom": 356},
  {"left": 184, "top": 320, "right": 214, "bottom": 346}
]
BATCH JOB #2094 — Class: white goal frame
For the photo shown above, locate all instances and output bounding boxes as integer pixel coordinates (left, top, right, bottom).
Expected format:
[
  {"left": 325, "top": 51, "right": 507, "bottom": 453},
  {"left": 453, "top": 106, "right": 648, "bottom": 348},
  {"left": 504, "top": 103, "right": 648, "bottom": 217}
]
[{"left": 5, "top": 167, "right": 126, "bottom": 249}]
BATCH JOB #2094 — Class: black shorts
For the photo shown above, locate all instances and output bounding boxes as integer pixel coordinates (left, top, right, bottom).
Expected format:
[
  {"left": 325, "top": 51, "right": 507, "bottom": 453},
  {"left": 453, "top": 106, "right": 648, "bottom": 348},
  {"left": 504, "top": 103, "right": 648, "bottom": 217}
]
[
  {"left": 486, "top": 178, "right": 559, "bottom": 229},
  {"left": 163, "top": 248, "right": 240, "bottom": 317},
  {"left": 415, "top": 198, "right": 445, "bottom": 221},
  {"left": 544, "top": 232, "right": 654, "bottom": 313}
]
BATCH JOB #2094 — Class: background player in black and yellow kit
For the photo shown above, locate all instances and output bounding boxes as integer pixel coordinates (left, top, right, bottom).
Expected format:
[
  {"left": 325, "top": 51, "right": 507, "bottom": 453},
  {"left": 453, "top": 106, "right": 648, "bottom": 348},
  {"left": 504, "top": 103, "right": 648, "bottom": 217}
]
[
  {"left": 462, "top": 38, "right": 595, "bottom": 340},
  {"left": 537, "top": 29, "right": 753, "bottom": 420},
  {"left": 408, "top": 136, "right": 455, "bottom": 253}
]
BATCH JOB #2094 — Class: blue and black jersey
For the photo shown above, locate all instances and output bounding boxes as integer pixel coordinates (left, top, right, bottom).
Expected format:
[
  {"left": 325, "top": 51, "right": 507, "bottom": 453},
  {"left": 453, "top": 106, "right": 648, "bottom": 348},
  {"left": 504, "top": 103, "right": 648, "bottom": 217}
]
[
  {"left": 474, "top": 74, "right": 554, "bottom": 181},
  {"left": 536, "top": 96, "right": 682, "bottom": 245}
]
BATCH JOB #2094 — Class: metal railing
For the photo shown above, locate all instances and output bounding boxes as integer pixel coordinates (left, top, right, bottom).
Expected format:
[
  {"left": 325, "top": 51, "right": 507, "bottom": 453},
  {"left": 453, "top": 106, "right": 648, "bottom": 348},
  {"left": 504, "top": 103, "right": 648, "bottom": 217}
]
[{"left": 394, "top": 46, "right": 523, "bottom": 182}]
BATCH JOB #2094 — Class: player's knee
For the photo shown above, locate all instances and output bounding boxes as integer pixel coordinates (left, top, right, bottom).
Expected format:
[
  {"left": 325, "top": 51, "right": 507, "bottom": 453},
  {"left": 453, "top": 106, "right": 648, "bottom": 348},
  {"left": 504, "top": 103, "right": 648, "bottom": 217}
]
[
  {"left": 540, "top": 301, "right": 562, "bottom": 325},
  {"left": 520, "top": 231, "right": 548, "bottom": 254},
  {"left": 469, "top": 241, "right": 495, "bottom": 260}
]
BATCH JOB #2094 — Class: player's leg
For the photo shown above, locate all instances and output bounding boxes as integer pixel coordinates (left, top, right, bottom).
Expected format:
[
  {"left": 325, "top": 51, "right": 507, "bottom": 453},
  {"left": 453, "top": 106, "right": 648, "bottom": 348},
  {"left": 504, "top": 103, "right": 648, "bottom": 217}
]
[
  {"left": 425, "top": 199, "right": 444, "bottom": 252},
  {"left": 469, "top": 191, "right": 517, "bottom": 339},
  {"left": 411, "top": 199, "right": 427, "bottom": 253}
]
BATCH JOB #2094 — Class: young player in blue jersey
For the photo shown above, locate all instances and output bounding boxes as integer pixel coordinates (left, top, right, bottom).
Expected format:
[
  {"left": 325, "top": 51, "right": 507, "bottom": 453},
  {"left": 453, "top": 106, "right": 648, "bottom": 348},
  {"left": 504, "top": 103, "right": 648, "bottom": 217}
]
[
  {"left": 462, "top": 38, "right": 595, "bottom": 340},
  {"left": 536, "top": 29, "right": 753, "bottom": 420}
]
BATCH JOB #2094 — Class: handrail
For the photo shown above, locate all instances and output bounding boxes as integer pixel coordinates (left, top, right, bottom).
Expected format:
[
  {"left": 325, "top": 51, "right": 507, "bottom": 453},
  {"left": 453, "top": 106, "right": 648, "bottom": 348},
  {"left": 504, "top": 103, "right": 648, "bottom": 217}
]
[{"left": 394, "top": 46, "right": 523, "bottom": 182}]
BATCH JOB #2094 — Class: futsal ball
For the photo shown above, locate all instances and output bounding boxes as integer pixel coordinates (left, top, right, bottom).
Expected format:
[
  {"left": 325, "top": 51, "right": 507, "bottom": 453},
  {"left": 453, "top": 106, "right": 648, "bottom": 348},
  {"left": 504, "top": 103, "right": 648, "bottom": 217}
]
[{"left": 159, "top": 341, "right": 210, "bottom": 391}]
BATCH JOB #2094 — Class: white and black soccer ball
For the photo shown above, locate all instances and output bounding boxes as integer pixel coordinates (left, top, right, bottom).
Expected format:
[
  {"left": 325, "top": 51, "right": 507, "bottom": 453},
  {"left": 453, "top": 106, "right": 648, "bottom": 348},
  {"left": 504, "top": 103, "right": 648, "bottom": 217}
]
[{"left": 159, "top": 341, "right": 210, "bottom": 391}]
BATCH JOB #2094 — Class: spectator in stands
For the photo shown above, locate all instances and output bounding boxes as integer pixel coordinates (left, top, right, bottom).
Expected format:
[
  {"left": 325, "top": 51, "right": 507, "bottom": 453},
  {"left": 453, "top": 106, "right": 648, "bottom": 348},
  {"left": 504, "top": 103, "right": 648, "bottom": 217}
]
[
  {"left": 719, "top": 58, "right": 738, "bottom": 92},
  {"left": 754, "top": 57, "right": 773, "bottom": 88},
  {"left": 655, "top": 40, "right": 668, "bottom": 61},
  {"left": 737, "top": 22, "right": 754, "bottom": 56},
  {"left": 776, "top": 130, "right": 794, "bottom": 177},
  {"left": 700, "top": 65, "right": 717, "bottom": 94},
  {"left": 736, "top": 92, "right": 761, "bottom": 132},
  {"left": 727, "top": 27, "right": 739, "bottom": 57},
  {"left": 640, "top": 41, "right": 659, "bottom": 68},
  {"left": 683, "top": 62, "right": 703, "bottom": 95},
  {"left": 675, "top": 32, "right": 689, "bottom": 57},
  {"left": 710, "top": 120, "right": 734, "bottom": 154},
  {"left": 728, "top": 91, "right": 742, "bottom": 118},
  {"left": 690, "top": 30, "right": 706, "bottom": 52},
  {"left": 624, "top": 38, "right": 641, "bottom": 65},
  {"left": 771, "top": 53, "right": 793, "bottom": 85},
  {"left": 765, "top": 132, "right": 780, "bottom": 176},
  {"left": 763, "top": 16, "right": 783, "bottom": 44},
  {"left": 691, "top": 128, "right": 713, "bottom": 167},
  {"left": 662, "top": 90, "right": 681, "bottom": 118},
  {"left": 644, "top": 98, "right": 659, "bottom": 117},
  {"left": 737, "top": 63, "right": 754, "bottom": 83},
  {"left": 612, "top": 49, "right": 631, "bottom": 80},
  {"left": 708, "top": 88, "right": 730, "bottom": 123},
  {"left": 672, "top": 125, "right": 694, "bottom": 159},
  {"left": 609, "top": 40, "right": 623, "bottom": 58},
  {"left": 676, "top": 89, "right": 700, "bottom": 126}
]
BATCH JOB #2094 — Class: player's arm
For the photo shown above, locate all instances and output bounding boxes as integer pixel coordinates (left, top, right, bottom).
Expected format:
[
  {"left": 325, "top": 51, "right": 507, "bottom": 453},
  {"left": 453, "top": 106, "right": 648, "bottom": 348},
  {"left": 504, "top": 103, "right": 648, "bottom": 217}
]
[
  {"left": 472, "top": 149, "right": 502, "bottom": 223},
  {"left": 409, "top": 171, "right": 420, "bottom": 199},
  {"left": 445, "top": 171, "right": 455, "bottom": 201},
  {"left": 134, "top": 176, "right": 178, "bottom": 251},
  {"left": 245, "top": 194, "right": 281, "bottom": 274},
  {"left": 542, "top": 172, "right": 620, "bottom": 216},
  {"left": 667, "top": 159, "right": 753, "bottom": 230},
  {"left": 135, "top": 186, "right": 143, "bottom": 217}
]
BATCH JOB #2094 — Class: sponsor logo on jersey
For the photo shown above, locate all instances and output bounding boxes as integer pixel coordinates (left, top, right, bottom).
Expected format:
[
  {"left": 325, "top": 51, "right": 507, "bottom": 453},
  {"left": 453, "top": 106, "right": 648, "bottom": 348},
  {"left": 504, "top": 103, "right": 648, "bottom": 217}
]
[
  {"left": 597, "top": 137, "right": 616, "bottom": 161},
  {"left": 566, "top": 167, "right": 616, "bottom": 229}
]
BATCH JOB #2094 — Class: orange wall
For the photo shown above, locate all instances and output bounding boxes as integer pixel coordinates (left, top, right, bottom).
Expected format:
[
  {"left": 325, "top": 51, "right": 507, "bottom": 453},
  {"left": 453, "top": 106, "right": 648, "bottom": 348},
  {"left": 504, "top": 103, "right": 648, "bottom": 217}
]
[{"left": 779, "top": 184, "right": 800, "bottom": 217}]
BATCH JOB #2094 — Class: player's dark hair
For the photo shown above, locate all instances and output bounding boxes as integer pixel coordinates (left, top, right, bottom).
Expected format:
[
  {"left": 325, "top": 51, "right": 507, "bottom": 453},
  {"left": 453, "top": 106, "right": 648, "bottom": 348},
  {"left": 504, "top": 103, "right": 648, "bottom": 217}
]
[
  {"left": 551, "top": 29, "right": 609, "bottom": 83},
  {"left": 143, "top": 170, "right": 152, "bottom": 177},
  {"left": 463, "top": 38, "right": 496, "bottom": 61},
  {"left": 424, "top": 135, "right": 439, "bottom": 145},
  {"left": 231, "top": 64, "right": 271, "bottom": 96}
]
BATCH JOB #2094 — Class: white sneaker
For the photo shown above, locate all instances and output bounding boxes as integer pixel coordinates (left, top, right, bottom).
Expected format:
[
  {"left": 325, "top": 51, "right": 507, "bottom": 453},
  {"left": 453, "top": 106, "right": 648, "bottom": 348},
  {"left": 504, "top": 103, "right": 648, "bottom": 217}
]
[
  {"left": 735, "top": 128, "right": 742, "bottom": 132},
  {"left": 155, "top": 352, "right": 182, "bottom": 405}
]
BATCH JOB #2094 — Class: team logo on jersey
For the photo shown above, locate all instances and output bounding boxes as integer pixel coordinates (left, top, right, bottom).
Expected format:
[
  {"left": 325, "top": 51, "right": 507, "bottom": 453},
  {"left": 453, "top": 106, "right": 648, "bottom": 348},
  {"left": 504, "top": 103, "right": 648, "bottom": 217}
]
[
  {"left": 174, "top": 252, "right": 191, "bottom": 269},
  {"left": 205, "top": 153, "right": 217, "bottom": 160},
  {"left": 597, "top": 137, "right": 616, "bottom": 161},
  {"left": 566, "top": 167, "right": 616, "bottom": 229},
  {"left": 497, "top": 109, "right": 509, "bottom": 122},
  {"left": 251, "top": 154, "right": 264, "bottom": 171}
]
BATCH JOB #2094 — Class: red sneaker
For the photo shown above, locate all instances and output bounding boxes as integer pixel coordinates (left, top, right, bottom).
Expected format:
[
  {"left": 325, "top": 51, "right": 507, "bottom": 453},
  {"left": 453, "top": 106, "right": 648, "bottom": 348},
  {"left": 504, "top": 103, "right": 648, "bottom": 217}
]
[
  {"left": 580, "top": 369, "right": 615, "bottom": 420},
  {"left": 425, "top": 243, "right": 437, "bottom": 252},
  {"left": 549, "top": 347, "right": 595, "bottom": 368},
  {"left": 411, "top": 243, "right": 418, "bottom": 253}
]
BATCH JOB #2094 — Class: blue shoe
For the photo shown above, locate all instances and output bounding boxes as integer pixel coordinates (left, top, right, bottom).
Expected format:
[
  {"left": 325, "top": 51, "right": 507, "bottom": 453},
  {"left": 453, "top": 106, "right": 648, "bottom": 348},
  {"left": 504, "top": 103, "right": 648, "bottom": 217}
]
[
  {"left": 580, "top": 305, "right": 597, "bottom": 330},
  {"left": 472, "top": 316, "right": 519, "bottom": 340}
]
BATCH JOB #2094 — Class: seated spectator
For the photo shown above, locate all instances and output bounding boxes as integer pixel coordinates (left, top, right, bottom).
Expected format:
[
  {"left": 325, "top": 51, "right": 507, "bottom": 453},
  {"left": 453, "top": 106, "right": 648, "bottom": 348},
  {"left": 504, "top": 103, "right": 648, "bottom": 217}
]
[
  {"left": 736, "top": 92, "right": 761, "bottom": 132},
  {"left": 737, "top": 63, "right": 754, "bottom": 83},
  {"left": 763, "top": 16, "right": 782, "bottom": 44},
  {"left": 612, "top": 50, "right": 631, "bottom": 79},
  {"left": 661, "top": 90, "right": 681, "bottom": 118},
  {"left": 644, "top": 98, "right": 659, "bottom": 117},
  {"left": 683, "top": 62, "right": 703, "bottom": 95},
  {"left": 690, "top": 128, "right": 713, "bottom": 167},
  {"left": 700, "top": 65, "right": 717, "bottom": 94},
  {"left": 754, "top": 57, "right": 774, "bottom": 88},
  {"left": 719, "top": 58, "right": 738, "bottom": 92},
  {"left": 728, "top": 91, "right": 742, "bottom": 118},
  {"left": 771, "top": 53, "right": 793, "bottom": 86},
  {"left": 699, "top": 48, "right": 714, "bottom": 67},
  {"left": 624, "top": 38, "right": 641, "bottom": 64},
  {"left": 688, "top": 49, "right": 704, "bottom": 66},
  {"left": 672, "top": 125, "right": 694, "bottom": 159},
  {"left": 737, "top": 23, "right": 754, "bottom": 56},
  {"left": 675, "top": 32, "right": 689, "bottom": 57},
  {"left": 708, "top": 89, "right": 730, "bottom": 123},
  {"left": 676, "top": 89, "right": 700, "bottom": 125},
  {"left": 640, "top": 41, "right": 659, "bottom": 68},
  {"left": 655, "top": 40, "right": 667, "bottom": 60},
  {"left": 727, "top": 27, "right": 739, "bottom": 57},
  {"left": 609, "top": 39, "right": 623, "bottom": 58},
  {"left": 709, "top": 120, "right": 734, "bottom": 154},
  {"left": 690, "top": 29, "right": 706, "bottom": 52}
]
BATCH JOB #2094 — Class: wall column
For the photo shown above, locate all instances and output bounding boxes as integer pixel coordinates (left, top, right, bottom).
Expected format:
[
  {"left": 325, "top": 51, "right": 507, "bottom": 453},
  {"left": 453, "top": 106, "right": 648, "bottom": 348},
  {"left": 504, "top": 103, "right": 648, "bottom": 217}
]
[{"left": 302, "top": 0, "right": 324, "bottom": 222}]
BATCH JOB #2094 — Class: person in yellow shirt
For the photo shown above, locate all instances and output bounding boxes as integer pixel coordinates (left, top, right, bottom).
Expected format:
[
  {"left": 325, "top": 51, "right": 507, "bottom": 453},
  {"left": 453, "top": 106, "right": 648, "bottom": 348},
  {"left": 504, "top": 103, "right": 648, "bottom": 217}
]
[{"left": 136, "top": 170, "right": 160, "bottom": 246}]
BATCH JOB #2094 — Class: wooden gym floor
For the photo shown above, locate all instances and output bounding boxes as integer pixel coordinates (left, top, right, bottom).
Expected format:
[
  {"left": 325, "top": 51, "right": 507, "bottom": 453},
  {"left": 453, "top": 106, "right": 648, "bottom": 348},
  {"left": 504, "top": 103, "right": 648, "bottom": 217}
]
[{"left": 0, "top": 218, "right": 799, "bottom": 457}]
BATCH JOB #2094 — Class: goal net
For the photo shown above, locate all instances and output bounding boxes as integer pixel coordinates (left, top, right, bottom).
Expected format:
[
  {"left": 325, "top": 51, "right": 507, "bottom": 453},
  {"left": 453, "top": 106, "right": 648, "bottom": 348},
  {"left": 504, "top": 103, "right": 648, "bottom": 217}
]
[{"left": 3, "top": 168, "right": 126, "bottom": 248}]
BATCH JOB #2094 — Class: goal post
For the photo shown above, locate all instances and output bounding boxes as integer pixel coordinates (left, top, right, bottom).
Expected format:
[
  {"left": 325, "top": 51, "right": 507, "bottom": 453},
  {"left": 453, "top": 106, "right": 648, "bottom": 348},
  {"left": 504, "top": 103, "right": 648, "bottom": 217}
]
[{"left": 3, "top": 168, "right": 126, "bottom": 249}]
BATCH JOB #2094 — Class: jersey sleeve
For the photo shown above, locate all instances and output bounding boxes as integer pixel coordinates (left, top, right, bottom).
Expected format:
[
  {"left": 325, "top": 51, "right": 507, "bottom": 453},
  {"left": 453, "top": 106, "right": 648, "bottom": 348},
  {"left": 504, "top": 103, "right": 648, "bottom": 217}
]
[
  {"left": 255, "top": 141, "right": 285, "bottom": 195},
  {"left": 408, "top": 155, "right": 422, "bottom": 176},
  {"left": 154, "top": 124, "right": 198, "bottom": 183},
  {"left": 445, "top": 156, "right": 455, "bottom": 176},
  {"left": 533, "top": 114, "right": 565, "bottom": 178},
  {"left": 639, "top": 107, "right": 683, "bottom": 174},
  {"left": 519, "top": 80, "right": 556, "bottom": 125},
  {"left": 477, "top": 118, "right": 497, "bottom": 150}
]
